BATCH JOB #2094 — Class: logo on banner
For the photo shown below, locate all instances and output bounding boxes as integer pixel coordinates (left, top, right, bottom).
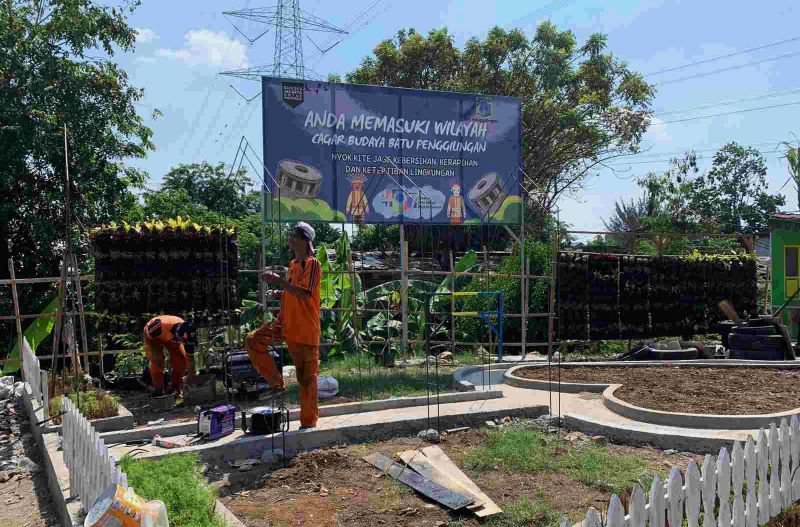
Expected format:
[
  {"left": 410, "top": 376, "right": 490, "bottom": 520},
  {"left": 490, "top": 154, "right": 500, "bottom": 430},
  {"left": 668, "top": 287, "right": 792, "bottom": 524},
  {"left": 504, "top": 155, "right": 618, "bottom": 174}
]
[
  {"left": 282, "top": 82, "right": 305, "bottom": 108},
  {"left": 474, "top": 97, "right": 493, "bottom": 120}
]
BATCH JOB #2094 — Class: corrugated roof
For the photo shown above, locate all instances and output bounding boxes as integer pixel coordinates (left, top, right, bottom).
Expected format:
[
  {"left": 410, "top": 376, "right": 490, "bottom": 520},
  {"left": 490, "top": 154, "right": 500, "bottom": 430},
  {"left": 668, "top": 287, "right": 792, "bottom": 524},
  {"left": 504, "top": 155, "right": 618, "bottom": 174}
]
[{"left": 771, "top": 213, "right": 800, "bottom": 221}]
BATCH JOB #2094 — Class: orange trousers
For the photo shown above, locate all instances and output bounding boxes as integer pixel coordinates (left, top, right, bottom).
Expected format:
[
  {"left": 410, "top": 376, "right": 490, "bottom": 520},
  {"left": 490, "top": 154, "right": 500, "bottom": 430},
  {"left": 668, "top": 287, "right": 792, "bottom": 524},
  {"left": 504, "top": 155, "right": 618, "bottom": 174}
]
[
  {"left": 245, "top": 320, "right": 319, "bottom": 428},
  {"left": 144, "top": 340, "right": 187, "bottom": 393}
]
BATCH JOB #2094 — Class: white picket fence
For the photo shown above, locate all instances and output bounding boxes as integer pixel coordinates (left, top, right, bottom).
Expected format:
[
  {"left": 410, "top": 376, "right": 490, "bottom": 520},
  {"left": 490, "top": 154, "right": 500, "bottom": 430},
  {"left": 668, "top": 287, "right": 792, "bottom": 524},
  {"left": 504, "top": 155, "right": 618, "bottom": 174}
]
[
  {"left": 61, "top": 396, "right": 128, "bottom": 512},
  {"left": 21, "top": 337, "right": 49, "bottom": 421},
  {"left": 583, "top": 416, "right": 800, "bottom": 527}
]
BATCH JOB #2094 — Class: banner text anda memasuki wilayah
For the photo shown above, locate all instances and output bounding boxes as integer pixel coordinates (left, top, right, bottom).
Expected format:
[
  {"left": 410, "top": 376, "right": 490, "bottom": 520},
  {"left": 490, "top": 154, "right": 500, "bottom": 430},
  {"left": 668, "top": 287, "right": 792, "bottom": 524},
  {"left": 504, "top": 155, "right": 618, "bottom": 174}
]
[{"left": 262, "top": 77, "right": 521, "bottom": 225}]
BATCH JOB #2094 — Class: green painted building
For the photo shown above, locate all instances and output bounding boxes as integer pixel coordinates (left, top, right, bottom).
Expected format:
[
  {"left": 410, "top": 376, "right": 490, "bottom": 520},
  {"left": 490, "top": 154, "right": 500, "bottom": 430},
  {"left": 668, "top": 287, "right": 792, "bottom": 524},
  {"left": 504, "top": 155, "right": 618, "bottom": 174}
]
[{"left": 770, "top": 213, "right": 800, "bottom": 339}]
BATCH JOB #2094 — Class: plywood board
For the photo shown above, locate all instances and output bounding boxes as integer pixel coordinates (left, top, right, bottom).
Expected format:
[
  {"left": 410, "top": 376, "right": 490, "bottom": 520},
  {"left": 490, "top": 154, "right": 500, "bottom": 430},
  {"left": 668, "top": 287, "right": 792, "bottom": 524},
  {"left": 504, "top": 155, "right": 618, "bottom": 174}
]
[
  {"left": 421, "top": 445, "right": 502, "bottom": 517},
  {"left": 396, "top": 450, "right": 485, "bottom": 508},
  {"left": 362, "top": 453, "right": 473, "bottom": 510}
]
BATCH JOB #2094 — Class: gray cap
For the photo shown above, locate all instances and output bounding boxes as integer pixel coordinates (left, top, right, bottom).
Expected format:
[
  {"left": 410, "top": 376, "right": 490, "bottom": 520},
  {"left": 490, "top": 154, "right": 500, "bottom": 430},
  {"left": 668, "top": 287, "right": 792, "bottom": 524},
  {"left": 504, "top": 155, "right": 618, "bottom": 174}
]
[{"left": 294, "top": 221, "right": 315, "bottom": 241}]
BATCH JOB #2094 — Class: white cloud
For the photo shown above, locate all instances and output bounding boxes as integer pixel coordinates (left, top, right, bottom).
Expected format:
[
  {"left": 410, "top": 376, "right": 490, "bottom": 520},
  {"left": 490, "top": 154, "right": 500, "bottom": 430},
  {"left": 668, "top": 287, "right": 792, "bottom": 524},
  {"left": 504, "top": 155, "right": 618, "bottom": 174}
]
[
  {"left": 648, "top": 116, "right": 672, "bottom": 145},
  {"left": 135, "top": 27, "right": 158, "bottom": 44},
  {"left": 156, "top": 30, "right": 248, "bottom": 70}
]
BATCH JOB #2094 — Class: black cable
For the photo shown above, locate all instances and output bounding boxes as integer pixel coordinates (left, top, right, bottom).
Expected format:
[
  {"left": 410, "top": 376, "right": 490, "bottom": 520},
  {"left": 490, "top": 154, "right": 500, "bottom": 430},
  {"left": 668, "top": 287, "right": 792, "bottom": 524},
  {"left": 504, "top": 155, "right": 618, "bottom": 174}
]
[
  {"left": 654, "top": 87, "right": 800, "bottom": 117},
  {"left": 655, "top": 50, "right": 800, "bottom": 86},
  {"left": 659, "top": 101, "right": 800, "bottom": 124},
  {"left": 645, "top": 36, "right": 800, "bottom": 77}
]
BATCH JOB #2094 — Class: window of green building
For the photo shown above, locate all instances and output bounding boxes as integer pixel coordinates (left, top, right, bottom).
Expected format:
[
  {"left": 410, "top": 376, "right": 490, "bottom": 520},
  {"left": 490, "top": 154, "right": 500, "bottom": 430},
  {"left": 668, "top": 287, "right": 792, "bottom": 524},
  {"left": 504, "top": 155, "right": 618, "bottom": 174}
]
[{"left": 786, "top": 245, "right": 800, "bottom": 298}]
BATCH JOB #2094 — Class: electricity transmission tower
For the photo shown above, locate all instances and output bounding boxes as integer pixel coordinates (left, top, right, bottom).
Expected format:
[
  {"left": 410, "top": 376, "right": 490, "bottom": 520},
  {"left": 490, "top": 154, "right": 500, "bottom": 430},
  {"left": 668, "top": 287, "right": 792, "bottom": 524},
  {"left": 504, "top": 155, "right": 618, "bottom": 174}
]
[{"left": 221, "top": 0, "right": 347, "bottom": 81}]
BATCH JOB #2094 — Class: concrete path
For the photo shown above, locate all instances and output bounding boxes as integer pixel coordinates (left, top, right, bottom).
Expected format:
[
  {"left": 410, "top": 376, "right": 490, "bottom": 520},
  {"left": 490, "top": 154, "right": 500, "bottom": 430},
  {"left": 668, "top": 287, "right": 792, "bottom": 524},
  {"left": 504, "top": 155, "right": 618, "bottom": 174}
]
[
  {"left": 107, "top": 388, "right": 548, "bottom": 462},
  {"left": 107, "top": 374, "right": 762, "bottom": 462}
]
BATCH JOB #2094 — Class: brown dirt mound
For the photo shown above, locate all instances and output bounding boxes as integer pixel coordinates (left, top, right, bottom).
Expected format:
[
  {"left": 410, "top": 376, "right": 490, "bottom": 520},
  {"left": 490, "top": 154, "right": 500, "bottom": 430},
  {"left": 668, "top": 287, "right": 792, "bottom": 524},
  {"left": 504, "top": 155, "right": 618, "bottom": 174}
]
[
  {"left": 221, "top": 430, "right": 695, "bottom": 527},
  {"left": 514, "top": 366, "right": 800, "bottom": 415}
]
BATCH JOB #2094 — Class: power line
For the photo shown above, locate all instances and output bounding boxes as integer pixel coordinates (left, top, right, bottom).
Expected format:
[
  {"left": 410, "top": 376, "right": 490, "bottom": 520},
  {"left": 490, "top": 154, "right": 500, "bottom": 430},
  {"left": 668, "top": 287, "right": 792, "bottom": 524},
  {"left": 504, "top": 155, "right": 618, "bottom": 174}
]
[
  {"left": 654, "top": 87, "right": 800, "bottom": 116},
  {"left": 608, "top": 150, "right": 784, "bottom": 166},
  {"left": 645, "top": 36, "right": 800, "bottom": 77},
  {"left": 654, "top": 50, "right": 800, "bottom": 86},
  {"left": 658, "top": 100, "right": 800, "bottom": 124},
  {"left": 627, "top": 141, "right": 786, "bottom": 159},
  {"left": 306, "top": 0, "right": 390, "bottom": 67},
  {"left": 509, "top": 0, "right": 573, "bottom": 27},
  {"left": 177, "top": 84, "right": 215, "bottom": 158},
  {"left": 189, "top": 89, "right": 234, "bottom": 163}
]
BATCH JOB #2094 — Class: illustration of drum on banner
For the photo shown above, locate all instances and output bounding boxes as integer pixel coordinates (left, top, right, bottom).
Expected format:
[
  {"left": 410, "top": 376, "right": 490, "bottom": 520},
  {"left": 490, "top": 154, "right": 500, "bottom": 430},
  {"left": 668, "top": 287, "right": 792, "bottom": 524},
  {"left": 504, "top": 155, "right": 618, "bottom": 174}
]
[
  {"left": 468, "top": 172, "right": 508, "bottom": 220},
  {"left": 262, "top": 77, "right": 522, "bottom": 224},
  {"left": 276, "top": 160, "right": 322, "bottom": 199}
]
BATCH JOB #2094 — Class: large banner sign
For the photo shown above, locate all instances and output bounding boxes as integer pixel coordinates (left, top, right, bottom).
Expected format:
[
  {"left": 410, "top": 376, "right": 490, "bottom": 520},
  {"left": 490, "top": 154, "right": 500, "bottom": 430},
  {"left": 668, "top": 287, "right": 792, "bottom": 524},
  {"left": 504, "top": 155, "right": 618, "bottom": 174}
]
[{"left": 262, "top": 77, "right": 522, "bottom": 224}]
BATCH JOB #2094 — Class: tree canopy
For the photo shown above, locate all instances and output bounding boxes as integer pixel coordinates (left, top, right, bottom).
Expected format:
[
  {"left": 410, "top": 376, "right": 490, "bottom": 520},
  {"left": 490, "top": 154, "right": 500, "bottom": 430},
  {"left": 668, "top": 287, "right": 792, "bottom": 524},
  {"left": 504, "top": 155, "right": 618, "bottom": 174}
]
[
  {"left": 1, "top": 0, "right": 152, "bottom": 285},
  {"left": 347, "top": 25, "right": 655, "bottom": 226},
  {"left": 603, "top": 142, "right": 786, "bottom": 254}
]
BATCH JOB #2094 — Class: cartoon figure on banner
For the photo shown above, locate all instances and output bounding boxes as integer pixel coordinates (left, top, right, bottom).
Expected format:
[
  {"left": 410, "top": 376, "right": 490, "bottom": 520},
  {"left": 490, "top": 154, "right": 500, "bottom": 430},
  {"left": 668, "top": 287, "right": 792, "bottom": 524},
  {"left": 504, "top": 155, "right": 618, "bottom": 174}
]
[
  {"left": 345, "top": 174, "right": 370, "bottom": 223},
  {"left": 446, "top": 179, "right": 467, "bottom": 224}
]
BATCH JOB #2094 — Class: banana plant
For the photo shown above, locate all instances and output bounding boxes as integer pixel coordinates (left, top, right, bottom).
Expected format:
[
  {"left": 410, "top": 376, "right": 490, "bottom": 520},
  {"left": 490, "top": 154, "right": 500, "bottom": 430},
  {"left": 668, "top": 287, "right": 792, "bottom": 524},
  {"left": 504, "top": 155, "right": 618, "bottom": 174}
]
[
  {"left": 2, "top": 297, "right": 58, "bottom": 375},
  {"left": 429, "top": 250, "right": 480, "bottom": 313},
  {"left": 317, "top": 232, "right": 362, "bottom": 358}
]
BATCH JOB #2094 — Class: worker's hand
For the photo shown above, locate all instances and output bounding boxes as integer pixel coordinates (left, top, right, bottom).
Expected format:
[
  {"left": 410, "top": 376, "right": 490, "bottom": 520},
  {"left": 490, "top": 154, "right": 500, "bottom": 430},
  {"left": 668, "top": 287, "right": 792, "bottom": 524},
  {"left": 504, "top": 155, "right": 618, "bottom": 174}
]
[
  {"left": 262, "top": 271, "right": 282, "bottom": 284},
  {"left": 261, "top": 271, "right": 286, "bottom": 286}
]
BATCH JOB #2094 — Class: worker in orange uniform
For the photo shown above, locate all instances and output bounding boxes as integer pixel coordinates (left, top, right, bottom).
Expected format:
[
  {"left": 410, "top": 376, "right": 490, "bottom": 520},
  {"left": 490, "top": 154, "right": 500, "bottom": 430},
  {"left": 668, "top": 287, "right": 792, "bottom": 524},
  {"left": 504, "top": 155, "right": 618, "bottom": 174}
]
[
  {"left": 246, "top": 222, "right": 322, "bottom": 430},
  {"left": 142, "top": 315, "right": 196, "bottom": 396}
]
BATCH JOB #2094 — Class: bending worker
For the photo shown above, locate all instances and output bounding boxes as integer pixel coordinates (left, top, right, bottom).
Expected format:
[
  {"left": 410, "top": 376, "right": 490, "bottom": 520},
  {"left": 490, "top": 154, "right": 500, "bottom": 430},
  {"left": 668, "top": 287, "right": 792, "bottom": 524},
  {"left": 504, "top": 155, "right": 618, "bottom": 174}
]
[
  {"left": 142, "top": 315, "right": 196, "bottom": 396},
  {"left": 246, "top": 222, "right": 321, "bottom": 430}
]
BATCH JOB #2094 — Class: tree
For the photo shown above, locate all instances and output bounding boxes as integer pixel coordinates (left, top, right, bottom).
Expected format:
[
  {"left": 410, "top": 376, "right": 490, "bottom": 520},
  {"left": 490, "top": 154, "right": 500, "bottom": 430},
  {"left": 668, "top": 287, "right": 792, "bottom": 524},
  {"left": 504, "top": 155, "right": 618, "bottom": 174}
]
[
  {"left": 1, "top": 0, "right": 152, "bottom": 288},
  {"left": 347, "top": 25, "right": 654, "bottom": 228},
  {"left": 697, "top": 142, "right": 785, "bottom": 233},
  {"left": 636, "top": 153, "right": 704, "bottom": 234},
  {"left": 782, "top": 137, "right": 799, "bottom": 208},
  {"left": 603, "top": 195, "right": 654, "bottom": 251},
  {"left": 160, "top": 162, "right": 258, "bottom": 218},
  {"left": 636, "top": 144, "right": 785, "bottom": 237},
  {"left": 604, "top": 196, "right": 653, "bottom": 234}
]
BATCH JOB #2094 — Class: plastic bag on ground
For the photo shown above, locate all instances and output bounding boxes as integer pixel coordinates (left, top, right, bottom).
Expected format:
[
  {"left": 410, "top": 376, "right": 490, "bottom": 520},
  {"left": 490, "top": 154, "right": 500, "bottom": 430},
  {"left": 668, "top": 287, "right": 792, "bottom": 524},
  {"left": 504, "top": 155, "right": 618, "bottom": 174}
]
[{"left": 318, "top": 376, "right": 338, "bottom": 400}]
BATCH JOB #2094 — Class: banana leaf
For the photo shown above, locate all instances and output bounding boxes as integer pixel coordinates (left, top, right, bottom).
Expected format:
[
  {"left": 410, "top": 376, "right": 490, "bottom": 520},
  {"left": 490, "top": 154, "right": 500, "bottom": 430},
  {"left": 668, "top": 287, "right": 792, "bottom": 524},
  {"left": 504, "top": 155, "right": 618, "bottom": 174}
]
[
  {"left": 363, "top": 280, "right": 438, "bottom": 304},
  {"left": 430, "top": 250, "right": 480, "bottom": 311},
  {"left": 2, "top": 297, "right": 58, "bottom": 375}
]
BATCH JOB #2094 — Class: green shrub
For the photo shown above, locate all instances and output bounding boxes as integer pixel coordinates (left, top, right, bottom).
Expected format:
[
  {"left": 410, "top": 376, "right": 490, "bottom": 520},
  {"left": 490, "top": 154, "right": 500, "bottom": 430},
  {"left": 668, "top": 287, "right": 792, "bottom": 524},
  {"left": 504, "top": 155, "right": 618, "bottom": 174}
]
[
  {"left": 457, "top": 240, "right": 552, "bottom": 345},
  {"left": 49, "top": 390, "right": 120, "bottom": 423},
  {"left": 119, "top": 454, "right": 224, "bottom": 527},
  {"left": 114, "top": 349, "right": 148, "bottom": 376}
]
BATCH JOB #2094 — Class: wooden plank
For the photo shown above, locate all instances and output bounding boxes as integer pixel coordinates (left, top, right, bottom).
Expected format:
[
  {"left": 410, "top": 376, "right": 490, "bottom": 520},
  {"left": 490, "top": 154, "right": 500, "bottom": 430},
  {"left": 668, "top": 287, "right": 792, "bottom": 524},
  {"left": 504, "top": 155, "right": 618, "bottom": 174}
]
[
  {"left": 396, "top": 450, "right": 485, "bottom": 508},
  {"left": 421, "top": 446, "right": 502, "bottom": 517},
  {"left": 362, "top": 453, "right": 473, "bottom": 510}
]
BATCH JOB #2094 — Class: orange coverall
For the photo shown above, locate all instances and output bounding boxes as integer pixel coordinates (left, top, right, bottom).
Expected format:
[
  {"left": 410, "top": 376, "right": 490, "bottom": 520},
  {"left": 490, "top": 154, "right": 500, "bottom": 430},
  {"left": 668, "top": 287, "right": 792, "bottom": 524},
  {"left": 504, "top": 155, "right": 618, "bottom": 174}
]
[
  {"left": 246, "top": 256, "right": 322, "bottom": 428},
  {"left": 143, "top": 315, "right": 188, "bottom": 393}
]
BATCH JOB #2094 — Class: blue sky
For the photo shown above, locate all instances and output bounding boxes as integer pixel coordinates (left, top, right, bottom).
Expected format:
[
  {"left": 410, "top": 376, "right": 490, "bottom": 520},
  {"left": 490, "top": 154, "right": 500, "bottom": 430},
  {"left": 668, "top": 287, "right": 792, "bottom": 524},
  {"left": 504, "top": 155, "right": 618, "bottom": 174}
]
[{"left": 118, "top": 0, "right": 800, "bottom": 230}]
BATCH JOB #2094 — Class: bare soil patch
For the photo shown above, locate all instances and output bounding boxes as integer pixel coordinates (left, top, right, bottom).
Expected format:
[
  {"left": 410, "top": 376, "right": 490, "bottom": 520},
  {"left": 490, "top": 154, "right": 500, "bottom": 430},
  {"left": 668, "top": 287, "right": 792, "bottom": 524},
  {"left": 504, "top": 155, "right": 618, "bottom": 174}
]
[
  {"left": 0, "top": 401, "right": 60, "bottom": 527},
  {"left": 218, "top": 427, "right": 694, "bottom": 527},
  {"left": 515, "top": 366, "right": 800, "bottom": 415}
]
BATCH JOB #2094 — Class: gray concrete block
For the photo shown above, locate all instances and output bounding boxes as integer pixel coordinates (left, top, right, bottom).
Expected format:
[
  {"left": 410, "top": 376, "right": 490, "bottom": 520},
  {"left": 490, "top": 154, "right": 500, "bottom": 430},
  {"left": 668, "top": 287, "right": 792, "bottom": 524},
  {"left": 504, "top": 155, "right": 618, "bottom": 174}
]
[{"left": 101, "top": 389, "right": 504, "bottom": 444}]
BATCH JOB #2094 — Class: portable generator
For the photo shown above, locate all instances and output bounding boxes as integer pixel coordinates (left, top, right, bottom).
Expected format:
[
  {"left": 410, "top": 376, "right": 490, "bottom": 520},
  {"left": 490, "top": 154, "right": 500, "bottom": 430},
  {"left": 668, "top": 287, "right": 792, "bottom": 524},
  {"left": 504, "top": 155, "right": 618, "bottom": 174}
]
[
  {"left": 241, "top": 406, "right": 290, "bottom": 435},
  {"left": 223, "top": 349, "right": 282, "bottom": 394},
  {"left": 197, "top": 404, "right": 236, "bottom": 440}
]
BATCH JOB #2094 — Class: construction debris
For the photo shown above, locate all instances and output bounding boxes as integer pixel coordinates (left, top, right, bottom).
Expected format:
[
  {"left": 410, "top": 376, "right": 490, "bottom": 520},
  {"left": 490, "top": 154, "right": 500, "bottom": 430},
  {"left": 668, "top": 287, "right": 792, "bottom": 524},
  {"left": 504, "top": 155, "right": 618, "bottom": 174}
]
[
  {"left": 393, "top": 446, "right": 502, "bottom": 518},
  {"left": 362, "top": 453, "right": 473, "bottom": 510},
  {"left": 416, "top": 428, "right": 440, "bottom": 443},
  {"left": 444, "top": 426, "right": 470, "bottom": 434}
]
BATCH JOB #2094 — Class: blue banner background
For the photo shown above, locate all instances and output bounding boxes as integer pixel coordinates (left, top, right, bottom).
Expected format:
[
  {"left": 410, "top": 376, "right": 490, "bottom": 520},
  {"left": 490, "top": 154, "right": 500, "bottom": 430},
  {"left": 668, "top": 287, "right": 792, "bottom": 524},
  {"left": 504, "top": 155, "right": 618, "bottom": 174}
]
[{"left": 262, "top": 77, "right": 522, "bottom": 224}]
